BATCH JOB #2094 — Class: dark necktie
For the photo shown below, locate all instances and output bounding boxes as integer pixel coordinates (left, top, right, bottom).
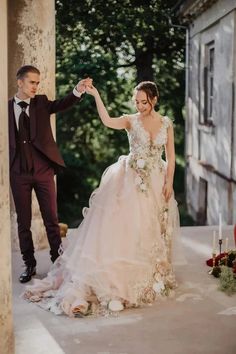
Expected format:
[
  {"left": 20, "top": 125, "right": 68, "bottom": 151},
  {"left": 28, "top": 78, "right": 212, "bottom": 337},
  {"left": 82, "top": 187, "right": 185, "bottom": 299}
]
[{"left": 18, "top": 101, "right": 33, "bottom": 173}]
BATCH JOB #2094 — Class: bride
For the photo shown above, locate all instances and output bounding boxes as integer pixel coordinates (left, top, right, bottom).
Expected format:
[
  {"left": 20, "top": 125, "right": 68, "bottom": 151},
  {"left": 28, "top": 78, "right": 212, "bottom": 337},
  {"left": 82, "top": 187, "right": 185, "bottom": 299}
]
[{"left": 24, "top": 81, "right": 181, "bottom": 317}]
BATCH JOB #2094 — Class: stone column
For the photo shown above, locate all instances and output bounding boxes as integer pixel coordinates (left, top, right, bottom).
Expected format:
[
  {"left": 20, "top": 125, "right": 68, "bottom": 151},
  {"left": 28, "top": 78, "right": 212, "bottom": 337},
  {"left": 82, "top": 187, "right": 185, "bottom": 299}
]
[
  {"left": 8, "top": 0, "right": 56, "bottom": 251},
  {"left": 0, "top": 1, "right": 14, "bottom": 353}
]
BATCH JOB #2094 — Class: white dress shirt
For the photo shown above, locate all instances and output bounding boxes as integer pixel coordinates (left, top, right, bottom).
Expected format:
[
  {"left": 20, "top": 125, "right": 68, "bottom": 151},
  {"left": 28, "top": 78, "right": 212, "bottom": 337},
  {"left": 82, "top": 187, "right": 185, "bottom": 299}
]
[
  {"left": 73, "top": 86, "right": 84, "bottom": 98},
  {"left": 13, "top": 87, "right": 83, "bottom": 130}
]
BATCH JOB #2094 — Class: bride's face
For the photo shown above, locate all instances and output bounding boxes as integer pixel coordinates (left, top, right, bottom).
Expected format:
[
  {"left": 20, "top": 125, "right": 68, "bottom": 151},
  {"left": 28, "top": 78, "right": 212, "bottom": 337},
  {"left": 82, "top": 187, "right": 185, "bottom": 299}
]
[{"left": 134, "top": 90, "right": 156, "bottom": 116}]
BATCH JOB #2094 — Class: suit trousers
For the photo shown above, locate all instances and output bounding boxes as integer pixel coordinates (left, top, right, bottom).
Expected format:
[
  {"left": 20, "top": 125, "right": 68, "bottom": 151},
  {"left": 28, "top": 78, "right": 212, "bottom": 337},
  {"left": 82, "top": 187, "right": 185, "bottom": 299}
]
[{"left": 10, "top": 149, "right": 62, "bottom": 266}]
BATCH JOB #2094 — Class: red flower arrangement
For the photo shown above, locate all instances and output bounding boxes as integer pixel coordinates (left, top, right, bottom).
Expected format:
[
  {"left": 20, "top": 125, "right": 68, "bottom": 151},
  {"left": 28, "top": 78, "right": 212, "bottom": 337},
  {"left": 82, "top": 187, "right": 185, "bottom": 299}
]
[
  {"left": 206, "top": 251, "right": 236, "bottom": 272},
  {"left": 206, "top": 226, "right": 236, "bottom": 294}
]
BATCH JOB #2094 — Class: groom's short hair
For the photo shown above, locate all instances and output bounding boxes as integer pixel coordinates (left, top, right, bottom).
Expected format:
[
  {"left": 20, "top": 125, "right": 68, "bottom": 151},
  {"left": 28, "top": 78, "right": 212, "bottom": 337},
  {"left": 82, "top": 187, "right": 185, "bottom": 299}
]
[{"left": 17, "top": 65, "right": 40, "bottom": 80}]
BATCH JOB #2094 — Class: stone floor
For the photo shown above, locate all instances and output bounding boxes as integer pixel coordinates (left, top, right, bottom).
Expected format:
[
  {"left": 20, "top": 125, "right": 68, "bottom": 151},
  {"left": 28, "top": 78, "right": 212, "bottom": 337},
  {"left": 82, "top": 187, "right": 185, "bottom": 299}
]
[{"left": 12, "top": 226, "right": 236, "bottom": 354}]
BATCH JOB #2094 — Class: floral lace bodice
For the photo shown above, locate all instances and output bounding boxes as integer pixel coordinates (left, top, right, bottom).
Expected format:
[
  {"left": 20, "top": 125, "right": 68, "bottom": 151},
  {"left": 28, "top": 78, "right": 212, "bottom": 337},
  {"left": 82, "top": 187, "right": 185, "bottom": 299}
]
[
  {"left": 127, "top": 114, "right": 171, "bottom": 154},
  {"left": 126, "top": 114, "right": 172, "bottom": 192}
]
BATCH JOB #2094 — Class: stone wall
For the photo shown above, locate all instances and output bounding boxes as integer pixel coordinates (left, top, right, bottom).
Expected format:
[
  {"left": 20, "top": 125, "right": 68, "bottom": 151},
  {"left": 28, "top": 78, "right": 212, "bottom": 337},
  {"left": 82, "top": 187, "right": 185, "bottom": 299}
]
[
  {"left": 186, "top": 0, "right": 236, "bottom": 225},
  {"left": 0, "top": 1, "right": 14, "bottom": 353}
]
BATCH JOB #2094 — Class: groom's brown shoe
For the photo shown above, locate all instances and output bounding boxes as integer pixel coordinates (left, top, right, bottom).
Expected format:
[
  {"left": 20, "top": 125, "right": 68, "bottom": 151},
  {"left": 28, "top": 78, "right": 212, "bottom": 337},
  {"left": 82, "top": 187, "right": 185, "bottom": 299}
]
[{"left": 19, "top": 265, "right": 36, "bottom": 283}]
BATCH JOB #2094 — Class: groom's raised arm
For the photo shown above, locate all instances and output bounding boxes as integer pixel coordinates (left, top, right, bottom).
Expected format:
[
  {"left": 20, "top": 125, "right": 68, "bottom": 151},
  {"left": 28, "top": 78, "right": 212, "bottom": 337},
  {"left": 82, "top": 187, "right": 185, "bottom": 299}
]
[{"left": 46, "top": 78, "right": 92, "bottom": 114}]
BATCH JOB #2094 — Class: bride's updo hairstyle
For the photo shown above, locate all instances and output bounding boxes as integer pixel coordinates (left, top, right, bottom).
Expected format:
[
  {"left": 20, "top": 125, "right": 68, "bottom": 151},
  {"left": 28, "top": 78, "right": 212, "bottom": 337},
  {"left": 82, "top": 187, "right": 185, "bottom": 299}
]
[{"left": 133, "top": 81, "right": 159, "bottom": 106}]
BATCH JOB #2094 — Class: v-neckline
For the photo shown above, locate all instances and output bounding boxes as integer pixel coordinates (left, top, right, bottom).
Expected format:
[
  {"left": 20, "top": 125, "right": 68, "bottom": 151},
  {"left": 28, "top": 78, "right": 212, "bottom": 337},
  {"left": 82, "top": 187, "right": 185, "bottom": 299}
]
[{"left": 137, "top": 114, "right": 165, "bottom": 144}]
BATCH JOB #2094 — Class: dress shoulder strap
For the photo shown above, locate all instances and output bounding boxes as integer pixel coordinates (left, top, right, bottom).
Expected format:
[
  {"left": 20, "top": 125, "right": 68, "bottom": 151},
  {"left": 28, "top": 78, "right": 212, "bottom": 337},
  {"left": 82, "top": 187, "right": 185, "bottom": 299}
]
[
  {"left": 122, "top": 114, "right": 138, "bottom": 127},
  {"left": 163, "top": 116, "right": 173, "bottom": 129}
]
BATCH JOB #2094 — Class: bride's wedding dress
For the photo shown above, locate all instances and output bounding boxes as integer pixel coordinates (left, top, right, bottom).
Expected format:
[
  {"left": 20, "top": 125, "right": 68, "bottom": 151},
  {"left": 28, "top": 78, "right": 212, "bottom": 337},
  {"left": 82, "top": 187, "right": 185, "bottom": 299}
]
[{"left": 24, "top": 114, "right": 182, "bottom": 316}]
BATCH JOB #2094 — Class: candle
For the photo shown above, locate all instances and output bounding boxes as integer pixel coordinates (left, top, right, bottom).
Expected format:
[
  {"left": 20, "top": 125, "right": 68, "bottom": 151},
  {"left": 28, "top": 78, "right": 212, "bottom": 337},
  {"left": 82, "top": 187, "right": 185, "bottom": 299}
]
[
  {"left": 212, "top": 231, "right": 216, "bottom": 252},
  {"left": 225, "top": 237, "right": 228, "bottom": 253},
  {"left": 219, "top": 212, "right": 222, "bottom": 240},
  {"left": 234, "top": 225, "right": 236, "bottom": 247}
]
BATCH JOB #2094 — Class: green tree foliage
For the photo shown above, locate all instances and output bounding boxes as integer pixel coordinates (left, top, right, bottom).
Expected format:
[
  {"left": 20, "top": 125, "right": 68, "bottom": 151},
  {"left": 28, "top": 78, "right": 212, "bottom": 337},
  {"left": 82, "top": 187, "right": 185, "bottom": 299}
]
[{"left": 55, "top": 0, "right": 192, "bottom": 226}]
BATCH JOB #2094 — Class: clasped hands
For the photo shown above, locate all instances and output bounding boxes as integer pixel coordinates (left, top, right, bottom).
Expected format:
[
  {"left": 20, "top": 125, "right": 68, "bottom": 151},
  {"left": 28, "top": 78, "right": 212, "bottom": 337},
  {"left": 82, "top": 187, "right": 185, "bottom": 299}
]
[{"left": 76, "top": 77, "right": 97, "bottom": 96}]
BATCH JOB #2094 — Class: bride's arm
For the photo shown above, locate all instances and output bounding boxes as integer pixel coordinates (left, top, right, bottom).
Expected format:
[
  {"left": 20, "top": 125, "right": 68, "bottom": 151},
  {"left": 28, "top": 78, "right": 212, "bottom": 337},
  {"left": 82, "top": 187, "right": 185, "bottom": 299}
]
[
  {"left": 163, "top": 122, "right": 175, "bottom": 202},
  {"left": 86, "top": 85, "right": 130, "bottom": 130}
]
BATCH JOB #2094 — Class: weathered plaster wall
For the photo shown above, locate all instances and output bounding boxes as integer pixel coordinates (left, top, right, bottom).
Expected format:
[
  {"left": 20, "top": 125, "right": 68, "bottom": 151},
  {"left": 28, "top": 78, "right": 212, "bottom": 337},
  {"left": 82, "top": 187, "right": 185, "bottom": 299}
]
[
  {"left": 0, "top": 1, "right": 14, "bottom": 353},
  {"left": 8, "top": 0, "right": 56, "bottom": 250},
  {"left": 8, "top": 0, "right": 55, "bottom": 97},
  {"left": 186, "top": 2, "right": 236, "bottom": 225}
]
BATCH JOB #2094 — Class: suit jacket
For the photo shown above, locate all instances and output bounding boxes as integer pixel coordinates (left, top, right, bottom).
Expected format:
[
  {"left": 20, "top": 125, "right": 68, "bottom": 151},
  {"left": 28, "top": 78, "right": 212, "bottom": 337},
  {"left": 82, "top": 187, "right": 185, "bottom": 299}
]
[{"left": 8, "top": 92, "right": 81, "bottom": 170}]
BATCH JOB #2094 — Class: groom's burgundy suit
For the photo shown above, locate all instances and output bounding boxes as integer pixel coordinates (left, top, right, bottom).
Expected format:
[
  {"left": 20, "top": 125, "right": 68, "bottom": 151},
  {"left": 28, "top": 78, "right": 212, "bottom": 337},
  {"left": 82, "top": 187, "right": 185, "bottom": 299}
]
[{"left": 9, "top": 92, "right": 81, "bottom": 266}]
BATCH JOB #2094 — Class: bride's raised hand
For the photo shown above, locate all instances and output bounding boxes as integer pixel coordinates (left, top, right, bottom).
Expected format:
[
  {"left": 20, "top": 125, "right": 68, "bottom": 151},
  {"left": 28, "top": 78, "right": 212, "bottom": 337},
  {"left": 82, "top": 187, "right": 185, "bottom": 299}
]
[{"left": 85, "top": 84, "right": 99, "bottom": 97}]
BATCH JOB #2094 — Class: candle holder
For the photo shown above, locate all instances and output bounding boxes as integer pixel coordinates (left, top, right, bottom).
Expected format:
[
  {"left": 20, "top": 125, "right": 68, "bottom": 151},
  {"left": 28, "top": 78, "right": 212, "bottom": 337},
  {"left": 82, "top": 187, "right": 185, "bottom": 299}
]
[
  {"left": 219, "top": 239, "right": 222, "bottom": 255},
  {"left": 208, "top": 252, "right": 216, "bottom": 274}
]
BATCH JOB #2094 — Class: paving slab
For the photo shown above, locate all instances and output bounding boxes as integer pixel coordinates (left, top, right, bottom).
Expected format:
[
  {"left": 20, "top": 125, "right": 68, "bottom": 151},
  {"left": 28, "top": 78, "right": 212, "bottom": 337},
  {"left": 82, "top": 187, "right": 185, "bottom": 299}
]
[{"left": 12, "top": 226, "right": 236, "bottom": 354}]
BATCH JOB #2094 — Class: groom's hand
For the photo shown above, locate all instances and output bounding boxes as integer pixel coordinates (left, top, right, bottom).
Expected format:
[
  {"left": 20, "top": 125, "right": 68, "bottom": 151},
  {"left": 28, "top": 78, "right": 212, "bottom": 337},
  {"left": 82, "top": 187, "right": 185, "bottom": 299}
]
[{"left": 76, "top": 78, "right": 93, "bottom": 94}]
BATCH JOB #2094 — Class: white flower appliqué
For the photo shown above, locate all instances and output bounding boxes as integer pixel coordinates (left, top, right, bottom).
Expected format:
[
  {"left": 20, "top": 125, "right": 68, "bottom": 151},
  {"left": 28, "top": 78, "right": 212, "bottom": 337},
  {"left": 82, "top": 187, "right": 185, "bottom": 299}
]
[
  {"left": 135, "top": 176, "right": 143, "bottom": 186},
  {"left": 108, "top": 300, "right": 124, "bottom": 312},
  {"left": 153, "top": 280, "right": 165, "bottom": 294},
  {"left": 136, "top": 158, "right": 146, "bottom": 169},
  {"left": 140, "top": 183, "right": 147, "bottom": 191}
]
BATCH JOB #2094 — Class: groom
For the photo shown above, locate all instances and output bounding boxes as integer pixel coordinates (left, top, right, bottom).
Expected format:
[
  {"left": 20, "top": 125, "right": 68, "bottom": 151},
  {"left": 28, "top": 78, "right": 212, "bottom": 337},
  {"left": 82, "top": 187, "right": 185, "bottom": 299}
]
[{"left": 9, "top": 65, "right": 92, "bottom": 283}]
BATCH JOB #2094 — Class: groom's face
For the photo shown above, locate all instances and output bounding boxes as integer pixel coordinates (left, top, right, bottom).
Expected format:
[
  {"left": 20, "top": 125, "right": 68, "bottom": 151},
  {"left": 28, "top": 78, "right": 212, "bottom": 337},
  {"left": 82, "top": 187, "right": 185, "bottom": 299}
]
[{"left": 17, "top": 72, "right": 40, "bottom": 99}]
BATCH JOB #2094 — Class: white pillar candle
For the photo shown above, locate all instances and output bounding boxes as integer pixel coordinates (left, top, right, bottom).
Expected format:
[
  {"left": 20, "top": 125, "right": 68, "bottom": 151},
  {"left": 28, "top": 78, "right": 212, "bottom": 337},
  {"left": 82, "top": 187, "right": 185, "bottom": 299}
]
[
  {"left": 219, "top": 212, "right": 222, "bottom": 239},
  {"left": 225, "top": 237, "right": 229, "bottom": 253},
  {"left": 212, "top": 231, "right": 216, "bottom": 252}
]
